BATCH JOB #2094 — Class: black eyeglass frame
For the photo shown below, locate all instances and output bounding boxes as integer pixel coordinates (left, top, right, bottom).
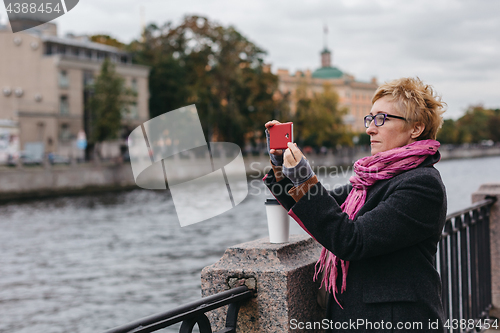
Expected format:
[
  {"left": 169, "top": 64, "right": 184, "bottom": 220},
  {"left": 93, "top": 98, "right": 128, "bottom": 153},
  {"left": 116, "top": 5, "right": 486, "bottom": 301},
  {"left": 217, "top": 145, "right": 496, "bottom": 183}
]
[{"left": 364, "top": 113, "right": 407, "bottom": 128}]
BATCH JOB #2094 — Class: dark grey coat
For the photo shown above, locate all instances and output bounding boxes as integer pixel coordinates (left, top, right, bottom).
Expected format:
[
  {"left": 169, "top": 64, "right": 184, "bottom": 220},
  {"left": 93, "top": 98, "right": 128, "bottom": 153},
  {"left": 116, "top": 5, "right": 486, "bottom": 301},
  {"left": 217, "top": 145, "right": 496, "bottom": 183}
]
[{"left": 264, "top": 153, "right": 447, "bottom": 332}]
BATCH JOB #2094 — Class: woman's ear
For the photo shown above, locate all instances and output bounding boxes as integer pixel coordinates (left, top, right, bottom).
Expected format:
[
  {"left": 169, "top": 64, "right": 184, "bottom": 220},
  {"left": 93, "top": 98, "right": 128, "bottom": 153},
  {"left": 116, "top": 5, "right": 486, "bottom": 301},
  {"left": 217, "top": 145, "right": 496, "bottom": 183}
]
[{"left": 411, "top": 122, "right": 425, "bottom": 139}]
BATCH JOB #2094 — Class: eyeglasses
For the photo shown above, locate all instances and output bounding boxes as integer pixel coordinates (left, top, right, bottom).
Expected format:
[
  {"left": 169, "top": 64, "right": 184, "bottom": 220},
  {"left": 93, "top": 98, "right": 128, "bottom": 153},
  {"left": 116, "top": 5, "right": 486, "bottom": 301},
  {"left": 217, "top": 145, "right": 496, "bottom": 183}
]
[{"left": 364, "top": 113, "right": 407, "bottom": 128}]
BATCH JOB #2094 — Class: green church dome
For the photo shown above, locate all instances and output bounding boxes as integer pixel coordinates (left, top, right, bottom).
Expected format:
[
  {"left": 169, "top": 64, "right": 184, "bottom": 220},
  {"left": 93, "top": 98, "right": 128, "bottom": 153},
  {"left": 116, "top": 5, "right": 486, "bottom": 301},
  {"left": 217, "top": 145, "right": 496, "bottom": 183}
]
[{"left": 312, "top": 66, "right": 344, "bottom": 79}]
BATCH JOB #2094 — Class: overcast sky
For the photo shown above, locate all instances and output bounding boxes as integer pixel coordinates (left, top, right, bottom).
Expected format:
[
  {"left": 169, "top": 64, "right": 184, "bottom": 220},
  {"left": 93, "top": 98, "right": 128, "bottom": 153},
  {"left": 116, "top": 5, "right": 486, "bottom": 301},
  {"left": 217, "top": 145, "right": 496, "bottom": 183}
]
[{"left": 2, "top": 0, "right": 499, "bottom": 119}]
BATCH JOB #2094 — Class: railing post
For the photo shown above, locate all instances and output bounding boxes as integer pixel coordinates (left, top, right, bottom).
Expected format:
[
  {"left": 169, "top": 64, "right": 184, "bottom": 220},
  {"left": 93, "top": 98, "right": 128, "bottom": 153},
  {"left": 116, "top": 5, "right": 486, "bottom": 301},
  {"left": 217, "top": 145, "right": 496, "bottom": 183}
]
[
  {"left": 472, "top": 183, "right": 500, "bottom": 320},
  {"left": 201, "top": 235, "right": 324, "bottom": 333}
]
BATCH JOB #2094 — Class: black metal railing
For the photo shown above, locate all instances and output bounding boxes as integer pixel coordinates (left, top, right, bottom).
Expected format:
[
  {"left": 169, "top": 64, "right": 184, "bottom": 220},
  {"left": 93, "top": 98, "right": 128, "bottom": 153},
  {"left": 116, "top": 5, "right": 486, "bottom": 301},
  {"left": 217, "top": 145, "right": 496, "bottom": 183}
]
[
  {"left": 103, "top": 283, "right": 254, "bottom": 333},
  {"left": 437, "top": 197, "right": 497, "bottom": 333}
]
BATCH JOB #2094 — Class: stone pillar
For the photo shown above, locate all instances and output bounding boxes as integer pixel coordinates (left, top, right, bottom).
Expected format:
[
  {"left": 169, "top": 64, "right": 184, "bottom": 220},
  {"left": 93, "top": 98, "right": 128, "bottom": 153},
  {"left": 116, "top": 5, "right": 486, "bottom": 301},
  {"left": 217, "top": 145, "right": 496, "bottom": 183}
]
[
  {"left": 201, "top": 235, "right": 324, "bottom": 333},
  {"left": 472, "top": 183, "right": 500, "bottom": 319}
]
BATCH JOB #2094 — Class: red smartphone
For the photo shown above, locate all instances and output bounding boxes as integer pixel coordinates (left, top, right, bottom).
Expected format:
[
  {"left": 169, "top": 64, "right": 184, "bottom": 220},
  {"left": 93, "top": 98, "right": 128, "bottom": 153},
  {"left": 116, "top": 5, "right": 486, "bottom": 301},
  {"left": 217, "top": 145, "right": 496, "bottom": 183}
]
[{"left": 269, "top": 122, "right": 293, "bottom": 150}]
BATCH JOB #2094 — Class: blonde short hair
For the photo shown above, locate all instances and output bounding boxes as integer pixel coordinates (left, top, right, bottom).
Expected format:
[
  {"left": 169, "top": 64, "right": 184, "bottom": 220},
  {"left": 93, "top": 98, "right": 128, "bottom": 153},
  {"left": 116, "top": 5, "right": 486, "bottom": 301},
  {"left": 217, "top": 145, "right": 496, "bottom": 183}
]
[{"left": 372, "top": 77, "right": 446, "bottom": 140}]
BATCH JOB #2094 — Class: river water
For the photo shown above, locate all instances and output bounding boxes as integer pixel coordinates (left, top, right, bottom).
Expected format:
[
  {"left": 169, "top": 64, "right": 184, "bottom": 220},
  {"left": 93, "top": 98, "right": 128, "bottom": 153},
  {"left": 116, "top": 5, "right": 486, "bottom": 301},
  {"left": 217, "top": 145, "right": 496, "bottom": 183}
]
[{"left": 0, "top": 156, "right": 499, "bottom": 333}]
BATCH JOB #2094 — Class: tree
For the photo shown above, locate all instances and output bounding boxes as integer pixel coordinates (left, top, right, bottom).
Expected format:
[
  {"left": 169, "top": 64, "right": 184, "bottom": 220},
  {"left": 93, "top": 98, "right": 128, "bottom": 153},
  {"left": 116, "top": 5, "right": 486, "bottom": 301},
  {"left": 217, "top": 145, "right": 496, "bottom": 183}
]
[
  {"left": 487, "top": 108, "right": 500, "bottom": 143},
  {"left": 128, "top": 15, "right": 279, "bottom": 147},
  {"left": 293, "top": 82, "right": 351, "bottom": 148},
  {"left": 437, "top": 106, "right": 500, "bottom": 144},
  {"left": 437, "top": 119, "right": 458, "bottom": 144},
  {"left": 148, "top": 56, "right": 190, "bottom": 119},
  {"left": 88, "top": 58, "right": 135, "bottom": 155},
  {"left": 456, "top": 105, "right": 493, "bottom": 143}
]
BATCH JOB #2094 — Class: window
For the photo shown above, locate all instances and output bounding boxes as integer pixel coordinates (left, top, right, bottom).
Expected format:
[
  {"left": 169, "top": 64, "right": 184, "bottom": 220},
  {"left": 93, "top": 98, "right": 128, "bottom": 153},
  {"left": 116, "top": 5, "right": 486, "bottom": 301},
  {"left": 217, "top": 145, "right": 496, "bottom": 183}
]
[
  {"left": 131, "top": 78, "right": 138, "bottom": 92},
  {"left": 83, "top": 70, "right": 94, "bottom": 87},
  {"left": 60, "top": 95, "right": 69, "bottom": 114},
  {"left": 57, "top": 44, "right": 66, "bottom": 55},
  {"left": 44, "top": 43, "right": 53, "bottom": 55},
  {"left": 122, "top": 103, "right": 138, "bottom": 120},
  {"left": 130, "top": 103, "right": 138, "bottom": 119},
  {"left": 60, "top": 123, "right": 71, "bottom": 142},
  {"left": 59, "top": 70, "right": 69, "bottom": 88}
]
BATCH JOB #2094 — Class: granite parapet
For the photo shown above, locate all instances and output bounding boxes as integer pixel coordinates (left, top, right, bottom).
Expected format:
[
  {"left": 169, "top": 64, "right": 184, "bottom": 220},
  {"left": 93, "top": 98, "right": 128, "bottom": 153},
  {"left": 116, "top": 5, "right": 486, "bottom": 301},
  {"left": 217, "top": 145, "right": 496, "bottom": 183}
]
[{"left": 201, "top": 234, "right": 324, "bottom": 333}]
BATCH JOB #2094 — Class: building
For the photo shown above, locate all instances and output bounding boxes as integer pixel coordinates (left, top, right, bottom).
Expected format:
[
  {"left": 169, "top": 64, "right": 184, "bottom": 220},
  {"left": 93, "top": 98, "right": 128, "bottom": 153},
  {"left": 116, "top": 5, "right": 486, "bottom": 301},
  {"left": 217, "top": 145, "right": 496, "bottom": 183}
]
[
  {"left": 0, "top": 21, "right": 150, "bottom": 161},
  {"left": 277, "top": 47, "right": 378, "bottom": 133}
]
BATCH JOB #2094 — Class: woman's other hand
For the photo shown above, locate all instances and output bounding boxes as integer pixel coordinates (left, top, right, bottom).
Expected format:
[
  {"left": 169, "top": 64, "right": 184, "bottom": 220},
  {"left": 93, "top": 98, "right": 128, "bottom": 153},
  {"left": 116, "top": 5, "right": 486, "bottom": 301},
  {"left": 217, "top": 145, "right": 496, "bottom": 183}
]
[
  {"left": 283, "top": 142, "right": 304, "bottom": 168},
  {"left": 283, "top": 142, "right": 315, "bottom": 186},
  {"left": 265, "top": 120, "right": 284, "bottom": 166}
]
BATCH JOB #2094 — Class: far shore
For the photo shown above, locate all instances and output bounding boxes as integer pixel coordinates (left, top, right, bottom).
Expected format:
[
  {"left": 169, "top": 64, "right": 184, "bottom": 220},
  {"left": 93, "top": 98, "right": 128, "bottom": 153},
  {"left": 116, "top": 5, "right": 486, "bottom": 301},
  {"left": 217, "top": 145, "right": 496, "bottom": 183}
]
[{"left": 0, "top": 143, "right": 499, "bottom": 202}]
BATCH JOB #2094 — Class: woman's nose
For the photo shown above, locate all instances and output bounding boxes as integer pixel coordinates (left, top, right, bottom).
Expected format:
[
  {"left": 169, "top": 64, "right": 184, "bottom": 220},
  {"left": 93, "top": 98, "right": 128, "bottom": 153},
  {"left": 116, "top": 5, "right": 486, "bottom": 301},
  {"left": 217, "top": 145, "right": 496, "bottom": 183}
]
[{"left": 365, "top": 119, "right": 377, "bottom": 135}]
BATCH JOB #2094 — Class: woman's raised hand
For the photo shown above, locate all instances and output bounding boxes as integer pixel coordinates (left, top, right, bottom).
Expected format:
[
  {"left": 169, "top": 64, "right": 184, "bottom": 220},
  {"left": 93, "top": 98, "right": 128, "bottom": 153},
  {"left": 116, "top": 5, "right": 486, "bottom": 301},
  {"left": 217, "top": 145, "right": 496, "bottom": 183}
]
[{"left": 265, "top": 120, "right": 284, "bottom": 166}]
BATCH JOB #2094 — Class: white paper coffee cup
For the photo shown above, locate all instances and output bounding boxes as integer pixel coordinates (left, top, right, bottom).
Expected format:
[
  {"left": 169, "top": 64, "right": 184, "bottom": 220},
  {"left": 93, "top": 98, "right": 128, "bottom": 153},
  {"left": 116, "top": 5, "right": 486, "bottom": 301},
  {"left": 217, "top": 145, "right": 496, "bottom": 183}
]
[{"left": 265, "top": 198, "right": 290, "bottom": 243}]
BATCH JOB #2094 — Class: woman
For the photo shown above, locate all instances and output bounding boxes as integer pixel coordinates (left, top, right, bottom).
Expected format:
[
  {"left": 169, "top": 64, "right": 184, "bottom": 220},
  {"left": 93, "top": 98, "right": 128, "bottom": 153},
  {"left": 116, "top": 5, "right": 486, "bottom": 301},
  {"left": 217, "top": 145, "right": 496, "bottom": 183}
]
[{"left": 264, "top": 77, "right": 447, "bottom": 332}]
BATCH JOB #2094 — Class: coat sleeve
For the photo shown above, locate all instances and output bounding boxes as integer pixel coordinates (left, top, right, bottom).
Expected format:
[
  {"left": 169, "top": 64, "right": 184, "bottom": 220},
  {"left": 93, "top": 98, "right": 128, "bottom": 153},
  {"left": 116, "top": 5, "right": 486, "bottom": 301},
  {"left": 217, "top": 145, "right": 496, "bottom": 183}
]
[
  {"left": 264, "top": 167, "right": 352, "bottom": 210},
  {"left": 327, "top": 184, "right": 352, "bottom": 206},
  {"left": 263, "top": 166, "right": 296, "bottom": 212},
  {"left": 289, "top": 171, "right": 446, "bottom": 261}
]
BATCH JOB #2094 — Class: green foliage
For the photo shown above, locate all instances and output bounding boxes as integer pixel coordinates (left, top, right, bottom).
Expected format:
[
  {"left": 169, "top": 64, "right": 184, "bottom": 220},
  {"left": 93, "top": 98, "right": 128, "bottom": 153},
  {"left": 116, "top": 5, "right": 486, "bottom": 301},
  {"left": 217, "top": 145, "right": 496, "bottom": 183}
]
[
  {"left": 456, "top": 105, "right": 492, "bottom": 143},
  {"left": 436, "top": 119, "right": 458, "bottom": 144},
  {"left": 293, "top": 82, "right": 352, "bottom": 148},
  {"left": 356, "top": 133, "right": 371, "bottom": 145},
  {"left": 128, "top": 15, "right": 279, "bottom": 147},
  {"left": 89, "top": 58, "right": 135, "bottom": 143},
  {"left": 90, "top": 35, "right": 125, "bottom": 49},
  {"left": 437, "top": 105, "right": 500, "bottom": 144},
  {"left": 488, "top": 109, "right": 500, "bottom": 142},
  {"left": 148, "top": 56, "right": 190, "bottom": 119}
]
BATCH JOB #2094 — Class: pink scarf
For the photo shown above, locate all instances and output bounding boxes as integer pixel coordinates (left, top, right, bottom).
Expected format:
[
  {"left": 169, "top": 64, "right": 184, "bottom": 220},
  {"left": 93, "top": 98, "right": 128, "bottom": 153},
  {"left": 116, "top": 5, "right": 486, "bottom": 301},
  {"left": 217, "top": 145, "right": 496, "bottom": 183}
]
[{"left": 313, "top": 139, "right": 441, "bottom": 308}]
